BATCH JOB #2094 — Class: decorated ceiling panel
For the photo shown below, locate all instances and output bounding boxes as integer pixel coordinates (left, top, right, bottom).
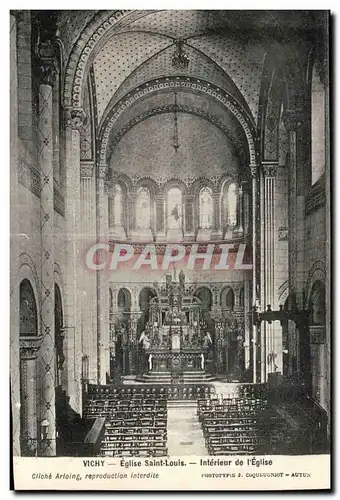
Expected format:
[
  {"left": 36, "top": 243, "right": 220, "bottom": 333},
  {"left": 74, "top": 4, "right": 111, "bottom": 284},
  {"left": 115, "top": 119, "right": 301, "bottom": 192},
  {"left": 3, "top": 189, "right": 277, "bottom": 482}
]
[
  {"left": 93, "top": 32, "right": 173, "bottom": 120},
  {"left": 188, "top": 35, "right": 265, "bottom": 121},
  {"left": 57, "top": 10, "right": 96, "bottom": 66},
  {"left": 119, "top": 10, "right": 224, "bottom": 40},
  {"left": 107, "top": 43, "right": 248, "bottom": 116}
]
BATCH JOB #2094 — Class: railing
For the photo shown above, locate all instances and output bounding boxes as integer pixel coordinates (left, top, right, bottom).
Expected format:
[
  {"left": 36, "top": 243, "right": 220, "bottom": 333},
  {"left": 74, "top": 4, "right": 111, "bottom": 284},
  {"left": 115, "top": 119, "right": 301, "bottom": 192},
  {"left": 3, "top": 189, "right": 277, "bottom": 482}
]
[{"left": 81, "top": 417, "right": 106, "bottom": 456}]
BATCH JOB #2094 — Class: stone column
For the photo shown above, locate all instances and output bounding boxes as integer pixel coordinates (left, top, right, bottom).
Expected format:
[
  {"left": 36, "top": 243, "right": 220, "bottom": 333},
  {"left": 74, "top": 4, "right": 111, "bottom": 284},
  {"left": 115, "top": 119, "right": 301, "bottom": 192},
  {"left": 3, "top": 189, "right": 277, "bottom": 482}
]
[
  {"left": 155, "top": 194, "right": 166, "bottom": 241},
  {"left": 244, "top": 277, "right": 251, "bottom": 369},
  {"left": 250, "top": 163, "right": 261, "bottom": 383},
  {"left": 183, "top": 194, "right": 195, "bottom": 240},
  {"left": 243, "top": 181, "right": 250, "bottom": 235},
  {"left": 80, "top": 162, "right": 97, "bottom": 383},
  {"left": 19, "top": 336, "right": 42, "bottom": 456},
  {"left": 282, "top": 110, "right": 305, "bottom": 307},
  {"left": 10, "top": 12, "right": 21, "bottom": 456},
  {"left": 37, "top": 53, "right": 57, "bottom": 456},
  {"left": 261, "top": 162, "right": 282, "bottom": 376},
  {"left": 96, "top": 164, "right": 110, "bottom": 384},
  {"left": 63, "top": 107, "right": 87, "bottom": 414},
  {"left": 283, "top": 110, "right": 309, "bottom": 382},
  {"left": 212, "top": 193, "right": 223, "bottom": 240}
]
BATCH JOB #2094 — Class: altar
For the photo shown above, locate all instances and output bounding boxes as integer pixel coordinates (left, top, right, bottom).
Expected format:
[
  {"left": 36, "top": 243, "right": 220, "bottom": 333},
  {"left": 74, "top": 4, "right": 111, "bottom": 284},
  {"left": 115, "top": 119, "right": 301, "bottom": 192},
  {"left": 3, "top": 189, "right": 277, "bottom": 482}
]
[{"left": 137, "top": 270, "right": 213, "bottom": 383}]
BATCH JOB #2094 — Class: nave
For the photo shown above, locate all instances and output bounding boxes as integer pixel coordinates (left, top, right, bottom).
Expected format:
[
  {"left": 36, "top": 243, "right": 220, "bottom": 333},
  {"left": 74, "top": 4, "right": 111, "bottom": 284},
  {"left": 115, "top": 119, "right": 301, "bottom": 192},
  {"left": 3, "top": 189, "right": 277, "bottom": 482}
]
[{"left": 57, "top": 381, "right": 329, "bottom": 458}]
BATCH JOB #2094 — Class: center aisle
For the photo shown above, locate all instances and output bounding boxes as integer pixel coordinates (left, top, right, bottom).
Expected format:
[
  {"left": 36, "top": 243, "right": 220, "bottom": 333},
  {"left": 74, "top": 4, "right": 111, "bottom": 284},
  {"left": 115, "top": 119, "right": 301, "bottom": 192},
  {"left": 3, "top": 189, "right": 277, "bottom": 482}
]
[{"left": 166, "top": 402, "right": 208, "bottom": 456}]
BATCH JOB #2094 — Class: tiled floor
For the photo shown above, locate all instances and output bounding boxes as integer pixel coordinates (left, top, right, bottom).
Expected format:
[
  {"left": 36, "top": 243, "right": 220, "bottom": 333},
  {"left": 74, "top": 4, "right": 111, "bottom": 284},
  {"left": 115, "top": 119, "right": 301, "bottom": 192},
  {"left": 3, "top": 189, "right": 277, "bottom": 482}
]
[{"left": 167, "top": 405, "right": 207, "bottom": 456}]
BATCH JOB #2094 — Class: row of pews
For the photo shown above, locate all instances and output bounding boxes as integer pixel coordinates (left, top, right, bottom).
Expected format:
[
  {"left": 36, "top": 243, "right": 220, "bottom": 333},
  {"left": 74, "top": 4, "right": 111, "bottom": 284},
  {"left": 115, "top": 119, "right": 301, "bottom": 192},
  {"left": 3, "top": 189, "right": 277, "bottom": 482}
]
[
  {"left": 83, "top": 386, "right": 168, "bottom": 457},
  {"left": 198, "top": 385, "right": 269, "bottom": 455},
  {"left": 85, "top": 384, "right": 215, "bottom": 400}
]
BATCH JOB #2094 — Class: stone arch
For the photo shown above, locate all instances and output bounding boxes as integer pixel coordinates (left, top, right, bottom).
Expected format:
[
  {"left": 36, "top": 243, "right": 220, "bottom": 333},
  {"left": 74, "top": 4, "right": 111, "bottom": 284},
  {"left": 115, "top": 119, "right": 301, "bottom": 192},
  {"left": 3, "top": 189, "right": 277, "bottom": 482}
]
[
  {"left": 63, "top": 10, "right": 139, "bottom": 106},
  {"left": 191, "top": 177, "right": 216, "bottom": 196},
  {"left": 19, "top": 279, "right": 38, "bottom": 337},
  {"left": 306, "top": 260, "right": 326, "bottom": 307},
  {"left": 162, "top": 178, "right": 188, "bottom": 195},
  {"left": 98, "top": 78, "right": 257, "bottom": 167},
  {"left": 18, "top": 254, "right": 41, "bottom": 332},
  {"left": 135, "top": 177, "right": 159, "bottom": 196},
  {"left": 106, "top": 104, "right": 245, "bottom": 163},
  {"left": 220, "top": 286, "right": 235, "bottom": 310},
  {"left": 308, "top": 281, "right": 326, "bottom": 327},
  {"left": 117, "top": 287, "right": 132, "bottom": 313},
  {"left": 277, "top": 280, "right": 289, "bottom": 306}
]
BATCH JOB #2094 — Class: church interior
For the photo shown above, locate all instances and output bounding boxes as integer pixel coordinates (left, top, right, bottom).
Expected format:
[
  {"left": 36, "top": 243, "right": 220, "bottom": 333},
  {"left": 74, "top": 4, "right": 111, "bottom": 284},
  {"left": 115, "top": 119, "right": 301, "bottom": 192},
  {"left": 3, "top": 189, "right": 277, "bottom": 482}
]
[{"left": 10, "top": 10, "right": 330, "bottom": 458}]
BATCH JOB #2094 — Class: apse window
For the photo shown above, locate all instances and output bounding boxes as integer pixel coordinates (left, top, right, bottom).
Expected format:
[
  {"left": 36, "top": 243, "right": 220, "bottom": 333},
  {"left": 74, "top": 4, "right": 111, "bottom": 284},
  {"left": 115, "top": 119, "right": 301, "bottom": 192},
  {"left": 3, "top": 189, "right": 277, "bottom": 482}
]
[
  {"left": 311, "top": 64, "right": 326, "bottom": 185},
  {"left": 136, "top": 187, "right": 151, "bottom": 229},
  {"left": 167, "top": 188, "right": 182, "bottom": 229},
  {"left": 199, "top": 187, "right": 213, "bottom": 229},
  {"left": 227, "top": 183, "right": 237, "bottom": 227},
  {"left": 110, "top": 184, "right": 123, "bottom": 226}
]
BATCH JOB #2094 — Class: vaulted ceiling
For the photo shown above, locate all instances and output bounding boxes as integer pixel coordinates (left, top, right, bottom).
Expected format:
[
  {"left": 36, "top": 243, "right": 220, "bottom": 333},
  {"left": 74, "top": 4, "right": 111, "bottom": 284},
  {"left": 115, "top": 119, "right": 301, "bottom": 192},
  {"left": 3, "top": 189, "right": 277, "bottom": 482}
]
[{"left": 57, "top": 9, "right": 324, "bottom": 177}]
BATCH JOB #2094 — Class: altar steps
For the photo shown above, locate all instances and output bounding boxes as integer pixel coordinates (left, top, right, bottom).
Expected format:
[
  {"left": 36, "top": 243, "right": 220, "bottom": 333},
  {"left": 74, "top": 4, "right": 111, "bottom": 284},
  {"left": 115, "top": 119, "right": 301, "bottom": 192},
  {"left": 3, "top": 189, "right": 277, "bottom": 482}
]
[{"left": 136, "top": 371, "right": 216, "bottom": 384}]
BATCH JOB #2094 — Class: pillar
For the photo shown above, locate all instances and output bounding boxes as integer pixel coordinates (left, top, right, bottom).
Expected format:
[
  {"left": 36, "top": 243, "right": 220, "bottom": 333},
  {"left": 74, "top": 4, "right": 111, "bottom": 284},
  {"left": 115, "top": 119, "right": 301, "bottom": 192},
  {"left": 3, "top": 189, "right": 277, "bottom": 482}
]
[
  {"left": 183, "top": 194, "right": 195, "bottom": 239},
  {"left": 19, "top": 336, "right": 42, "bottom": 456},
  {"left": 283, "top": 110, "right": 310, "bottom": 386},
  {"left": 234, "top": 183, "right": 244, "bottom": 235},
  {"left": 96, "top": 164, "right": 110, "bottom": 384},
  {"left": 80, "top": 161, "right": 97, "bottom": 383},
  {"left": 261, "top": 162, "right": 282, "bottom": 377},
  {"left": 250, "top": 163, "right": 261, "bottom": 383},
  {"left": 37, "top": 53, "right": 57, "bottom": 456},
  {"left": 10, "top": 12, "right": 21, "bottom": 456},
  {"left": 155, "top": 194, "right": 166, "bottom": 241},
  {"left": 63, "top": 106, "right": 86, "bottom": 413},
  {"left": 212, "top": 193, "right": 223, "bottom": 239}
]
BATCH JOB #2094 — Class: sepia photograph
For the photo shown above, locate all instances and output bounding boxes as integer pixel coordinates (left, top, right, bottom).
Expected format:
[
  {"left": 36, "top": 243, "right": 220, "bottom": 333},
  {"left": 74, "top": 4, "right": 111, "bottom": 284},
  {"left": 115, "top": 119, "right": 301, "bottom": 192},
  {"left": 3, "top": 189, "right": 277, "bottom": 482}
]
[{"left": 9, "top": 8, "right": 331, "bottom": 490}]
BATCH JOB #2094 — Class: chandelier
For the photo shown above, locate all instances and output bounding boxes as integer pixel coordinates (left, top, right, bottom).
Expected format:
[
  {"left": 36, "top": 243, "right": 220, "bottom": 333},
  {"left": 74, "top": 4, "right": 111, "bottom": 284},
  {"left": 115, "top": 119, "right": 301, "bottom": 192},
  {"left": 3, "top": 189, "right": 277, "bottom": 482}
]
[
  {"left": 172, "top": 92, "right": 179, "bottom": 152},
  {"left": 172, "top": 39, "right": 190, "bottom": 70}
]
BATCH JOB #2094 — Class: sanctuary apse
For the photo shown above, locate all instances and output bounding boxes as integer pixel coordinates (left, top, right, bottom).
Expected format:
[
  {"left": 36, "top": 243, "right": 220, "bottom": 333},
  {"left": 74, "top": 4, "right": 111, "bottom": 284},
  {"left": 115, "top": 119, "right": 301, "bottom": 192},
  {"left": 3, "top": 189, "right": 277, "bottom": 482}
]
[{"left": 10, "top": 10, "right": 330, "bottom": 458}]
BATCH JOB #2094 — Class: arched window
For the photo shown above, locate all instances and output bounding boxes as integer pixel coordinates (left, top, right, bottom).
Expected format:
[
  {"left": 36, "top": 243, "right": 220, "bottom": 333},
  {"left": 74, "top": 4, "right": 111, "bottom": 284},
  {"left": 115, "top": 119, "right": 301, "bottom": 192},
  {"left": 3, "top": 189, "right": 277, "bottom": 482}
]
[
  {"left": 117, "top": 288, "right": 131, "bottom": 313},
  {"left": 199, "top": 187, "right": 213, "bottom": 229},
  {"left": 167, "top": 188, "right": 182, "bottom": 229},
  {"left": 311, "top": 64, "right": 326, "bottom": 185},
  {"left": 110, "top": 184, "right": 123, "bottom": 226},
  {"left": 20, "top": 279, "right": 38, "bottom": 336},
  {"left": 136, "top": 187, "right": 151, "bottom": 229},
  {"left": 227, "top": 183, "right": 237, "bottom": 227},
  {"left": 221, "top": 287, "right": 235, "bottom": 311},
  {"left": 222, "top": 182, "right": 238, "bottom": 229}
]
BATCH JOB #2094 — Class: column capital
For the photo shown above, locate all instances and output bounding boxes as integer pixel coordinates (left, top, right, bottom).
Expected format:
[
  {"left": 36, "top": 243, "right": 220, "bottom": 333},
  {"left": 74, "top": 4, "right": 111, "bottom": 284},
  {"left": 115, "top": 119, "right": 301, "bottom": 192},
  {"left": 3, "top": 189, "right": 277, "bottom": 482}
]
[
  {"left": 20, "top": 336, "right": 43, "bottom": 360},
  {"left": 262, "top": 162, "right": 279, "bottom": 178},
  {"left": 282, "top": 109, "right": 305, "bottom": 131},
  {"left": 37, "top": 41, "right": 59, "bottom": 86},
  {"left": 80, "top": 162, "right": 95, "bottom": 179},
  {"left": 65, "top": 107, "right": 87, "bottom": 130},
  {"left": 98, "top": 163, "right": 108, "bottom": 180},
  {"left": 104, "top": 178, "right": 111, "bottom": 194}
]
